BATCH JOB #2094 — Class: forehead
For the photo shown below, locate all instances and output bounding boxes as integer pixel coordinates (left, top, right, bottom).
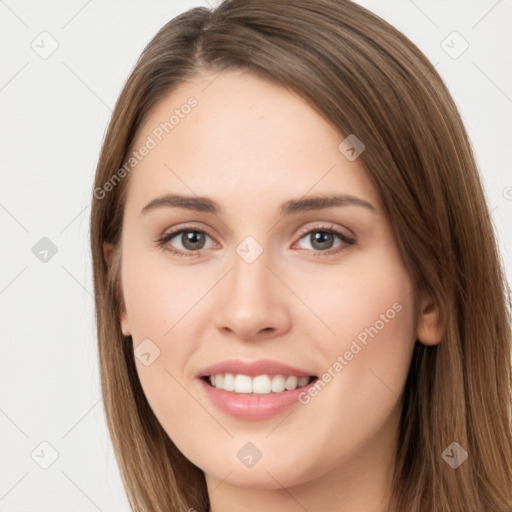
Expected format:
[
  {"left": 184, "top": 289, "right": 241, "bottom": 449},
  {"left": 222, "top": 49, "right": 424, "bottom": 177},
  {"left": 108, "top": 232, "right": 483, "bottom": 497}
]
[{"left": 125, "top": 69, "right": 382, "bottom": 215}]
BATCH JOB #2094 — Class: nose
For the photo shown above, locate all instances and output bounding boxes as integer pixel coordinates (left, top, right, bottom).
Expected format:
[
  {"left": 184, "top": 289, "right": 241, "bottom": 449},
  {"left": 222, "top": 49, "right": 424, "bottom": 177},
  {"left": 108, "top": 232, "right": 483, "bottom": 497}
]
[{"left": 212, "top": 250, "right": 292, "bottom": 342}]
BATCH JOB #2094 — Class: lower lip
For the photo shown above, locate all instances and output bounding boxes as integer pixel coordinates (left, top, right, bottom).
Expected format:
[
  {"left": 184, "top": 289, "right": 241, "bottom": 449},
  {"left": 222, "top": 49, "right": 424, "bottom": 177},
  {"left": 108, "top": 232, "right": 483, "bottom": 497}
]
[{"left": 198, "top": 378, "right": 316, "bottom": 420}]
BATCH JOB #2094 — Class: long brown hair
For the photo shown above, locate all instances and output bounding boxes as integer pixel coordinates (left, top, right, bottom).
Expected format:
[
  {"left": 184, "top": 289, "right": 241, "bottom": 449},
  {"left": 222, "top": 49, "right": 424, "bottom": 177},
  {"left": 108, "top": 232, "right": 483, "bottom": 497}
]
[{"left": 89, "top": 1, "right": 512, "bottom": 510}]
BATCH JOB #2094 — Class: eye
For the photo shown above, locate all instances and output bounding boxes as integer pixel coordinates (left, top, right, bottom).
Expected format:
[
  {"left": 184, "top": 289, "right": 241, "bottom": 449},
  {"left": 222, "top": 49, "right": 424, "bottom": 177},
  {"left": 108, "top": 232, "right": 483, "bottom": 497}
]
[
  {"left": 294, "top": 224, "right": 355, "bottom": 257},
  {"left": 156, "top": 223, "right": 355, "bottom": 258},
  {"left": 156, "top": 227, "right": 215, "bottom": 257}
]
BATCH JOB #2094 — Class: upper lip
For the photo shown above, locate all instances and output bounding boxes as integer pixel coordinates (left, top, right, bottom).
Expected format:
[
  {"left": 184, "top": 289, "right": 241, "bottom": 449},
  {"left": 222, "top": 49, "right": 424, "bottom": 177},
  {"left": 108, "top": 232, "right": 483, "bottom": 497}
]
[{"left": 197, "top": 359, "right": 316, "bottom": 378}]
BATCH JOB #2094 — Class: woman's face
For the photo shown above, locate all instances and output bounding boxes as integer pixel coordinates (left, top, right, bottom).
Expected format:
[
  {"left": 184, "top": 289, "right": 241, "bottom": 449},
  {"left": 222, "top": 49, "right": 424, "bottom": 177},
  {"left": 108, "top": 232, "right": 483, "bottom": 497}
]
[{"left": 115, "top": 69, "right": 419, "bottom": 490}]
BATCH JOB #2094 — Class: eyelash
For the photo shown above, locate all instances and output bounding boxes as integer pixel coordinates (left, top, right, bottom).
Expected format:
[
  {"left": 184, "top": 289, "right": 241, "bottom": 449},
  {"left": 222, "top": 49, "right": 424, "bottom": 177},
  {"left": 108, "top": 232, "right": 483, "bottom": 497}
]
[{"left": 156, "top": 224, "right": 356, "bottom": 259}]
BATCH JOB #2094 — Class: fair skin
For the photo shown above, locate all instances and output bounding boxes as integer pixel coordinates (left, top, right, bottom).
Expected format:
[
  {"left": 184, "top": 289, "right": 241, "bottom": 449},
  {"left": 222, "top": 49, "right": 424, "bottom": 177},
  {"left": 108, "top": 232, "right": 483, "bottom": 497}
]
[{"left": 105, "top": 69, "right": 442, "bottom": 512}]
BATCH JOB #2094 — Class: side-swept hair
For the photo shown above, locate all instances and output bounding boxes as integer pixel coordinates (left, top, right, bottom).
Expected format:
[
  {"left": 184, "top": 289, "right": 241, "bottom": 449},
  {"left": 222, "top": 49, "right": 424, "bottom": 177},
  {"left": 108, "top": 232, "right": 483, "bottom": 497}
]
[{"left": 90, "top": 1, "right": 512, "bottom": 510}]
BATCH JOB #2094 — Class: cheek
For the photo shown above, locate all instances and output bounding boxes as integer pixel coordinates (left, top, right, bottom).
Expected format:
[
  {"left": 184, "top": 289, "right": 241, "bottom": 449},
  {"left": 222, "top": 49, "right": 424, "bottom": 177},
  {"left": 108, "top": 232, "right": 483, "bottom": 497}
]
[
  {"left": 121, "top": 246, "right": 210, "bottom": 342},
  {"left": 292, "top": 255, "right": 416, "bottom": 448},
  {"left": 292, "top": 248, "right": 416, "bottom": 353},
  {"left": 310, "top": 253, "right": 416, "bottom": 388},
  {"left": 120, "top": 253, "right": 213, "bottom": 431},
  {"left": 288, "top": 252, "right": 416, "bottom": 406}
]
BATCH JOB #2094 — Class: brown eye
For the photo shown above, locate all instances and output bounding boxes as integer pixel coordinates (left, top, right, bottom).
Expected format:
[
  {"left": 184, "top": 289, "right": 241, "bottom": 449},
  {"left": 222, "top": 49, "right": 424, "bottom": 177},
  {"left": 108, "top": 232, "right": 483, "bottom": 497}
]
[
  {"left": 157, "top": 228, "right": 215, "bottom": 257},
  {"left": 179, "top": 230, "right": 207, "bottom": 250},
  {"left": 295, "top": 226, "right": 355, "bottom": 256}
]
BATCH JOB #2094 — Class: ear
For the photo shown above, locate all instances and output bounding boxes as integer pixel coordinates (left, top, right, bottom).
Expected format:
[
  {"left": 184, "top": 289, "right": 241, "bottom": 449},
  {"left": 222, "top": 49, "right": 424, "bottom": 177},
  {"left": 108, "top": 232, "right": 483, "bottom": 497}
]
[
  {"left": 103, "top": 242, "right": 131, "bottom": 337},
  {"left": 416, "top": 291, "right": 444, "bottom": 346},
  {"left": 103, "top": 241, "right": 115, "bottom": 267}
]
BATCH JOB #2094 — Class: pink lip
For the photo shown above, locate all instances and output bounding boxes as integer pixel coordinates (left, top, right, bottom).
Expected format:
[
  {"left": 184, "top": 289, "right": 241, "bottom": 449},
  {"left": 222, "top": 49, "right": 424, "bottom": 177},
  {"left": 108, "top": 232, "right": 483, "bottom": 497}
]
[
  {"left": 196, "top": 359, "right": 317, "bottom": 420},
  {"left": 198, "top": 378, "right": 317, "bottom": 420},
  {"left": 197, "top": 358, "right": 315, "bottom": 378}
]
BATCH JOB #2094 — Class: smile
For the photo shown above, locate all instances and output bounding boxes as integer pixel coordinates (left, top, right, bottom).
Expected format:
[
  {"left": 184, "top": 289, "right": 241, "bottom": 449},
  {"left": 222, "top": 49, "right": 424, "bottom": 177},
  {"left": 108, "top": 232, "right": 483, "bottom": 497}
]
[
  {"left": 206, "top": 373, "right": 313, "bottom": 394},
  {"left": 196, "top": 359, "right": 319, "bottom": 420}
]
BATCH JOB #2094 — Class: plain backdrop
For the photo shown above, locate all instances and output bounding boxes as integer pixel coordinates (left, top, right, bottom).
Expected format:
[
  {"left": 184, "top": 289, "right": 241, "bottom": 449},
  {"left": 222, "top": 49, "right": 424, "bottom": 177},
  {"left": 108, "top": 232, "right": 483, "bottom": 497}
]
[{"left": 1, "top": 0, "right": 511, "bottom": 510}]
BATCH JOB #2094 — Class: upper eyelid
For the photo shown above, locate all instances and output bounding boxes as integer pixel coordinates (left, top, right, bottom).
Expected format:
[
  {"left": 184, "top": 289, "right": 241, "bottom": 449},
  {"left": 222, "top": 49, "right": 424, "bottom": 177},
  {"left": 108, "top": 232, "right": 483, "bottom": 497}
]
[{"left": 295, "top": 222, "right": 354, "bottom": 239}]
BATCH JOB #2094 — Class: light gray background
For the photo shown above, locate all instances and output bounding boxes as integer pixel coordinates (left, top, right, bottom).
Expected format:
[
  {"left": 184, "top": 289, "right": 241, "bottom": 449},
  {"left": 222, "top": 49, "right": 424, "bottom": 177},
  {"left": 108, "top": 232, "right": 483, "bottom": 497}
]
[{"left": 1, "top": 0, "right": 511, "bottom": 510}]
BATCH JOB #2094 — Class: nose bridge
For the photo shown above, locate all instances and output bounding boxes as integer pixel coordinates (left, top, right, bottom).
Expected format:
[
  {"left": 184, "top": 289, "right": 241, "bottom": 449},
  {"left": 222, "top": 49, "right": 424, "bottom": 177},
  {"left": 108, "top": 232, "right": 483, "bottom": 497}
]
[
  {"left": 212, "top": 238, "right": 290, "bottom": 338},
  {"left": 228, "top": 240, "right": 276, "bottom": 310}
]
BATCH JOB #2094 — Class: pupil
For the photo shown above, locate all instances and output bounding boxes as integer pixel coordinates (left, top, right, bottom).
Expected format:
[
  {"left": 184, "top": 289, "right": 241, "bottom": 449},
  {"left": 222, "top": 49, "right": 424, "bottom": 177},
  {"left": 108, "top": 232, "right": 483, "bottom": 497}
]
[
  {"left": 312, "top": 232, "right": 333, "bottom": 250},
  {"left": 183, "top": 231, "right": 204, "bottom": 250}
]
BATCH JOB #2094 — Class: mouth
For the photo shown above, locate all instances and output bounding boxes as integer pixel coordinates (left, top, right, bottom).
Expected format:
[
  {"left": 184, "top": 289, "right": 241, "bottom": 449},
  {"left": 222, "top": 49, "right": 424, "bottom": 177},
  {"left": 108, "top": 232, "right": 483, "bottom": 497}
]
[
  {"left": 202, "top": 373, "right": 317, "bottom": 394},
  {"left": 196, "top": 359, "right": 319, "bottom": 420}
]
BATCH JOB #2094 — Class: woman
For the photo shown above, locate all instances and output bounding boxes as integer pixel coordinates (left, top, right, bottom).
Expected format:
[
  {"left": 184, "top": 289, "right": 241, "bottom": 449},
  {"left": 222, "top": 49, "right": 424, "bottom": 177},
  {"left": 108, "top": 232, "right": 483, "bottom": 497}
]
[{"left": 89, "top": 0, "right": 512, "bottom": 510}]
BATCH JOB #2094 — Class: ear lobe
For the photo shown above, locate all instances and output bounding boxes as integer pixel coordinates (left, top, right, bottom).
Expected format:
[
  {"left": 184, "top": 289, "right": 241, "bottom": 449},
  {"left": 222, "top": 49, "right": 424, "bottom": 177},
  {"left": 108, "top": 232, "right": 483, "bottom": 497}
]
[
  {"left": 103, "top": 242, "right": 115, "bottom": 267},
  {"left": 120, "top": 310, "right": 131, "bottom": 337},
  {"left": 103, "top": 242, "right": 131, "bottom": 337},
  {"left": 416, "top": 292, "right": 444, "bottom": 346}
]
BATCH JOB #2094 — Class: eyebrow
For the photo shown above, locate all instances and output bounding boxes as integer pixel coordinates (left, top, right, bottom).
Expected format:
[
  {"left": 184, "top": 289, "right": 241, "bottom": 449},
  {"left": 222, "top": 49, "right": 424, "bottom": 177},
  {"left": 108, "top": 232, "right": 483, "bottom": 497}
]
[{"left": 140, "top": 193, "right": 376, "bottom": 217}]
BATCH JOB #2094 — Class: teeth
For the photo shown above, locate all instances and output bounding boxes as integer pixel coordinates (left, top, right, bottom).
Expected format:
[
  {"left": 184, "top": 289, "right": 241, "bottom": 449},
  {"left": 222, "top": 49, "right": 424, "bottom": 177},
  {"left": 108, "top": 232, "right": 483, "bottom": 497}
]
[
  {"left": 297, "top": 376, "right": 309, "bottom": 387},
  {"left": 271, "top": 375, "right": 286, "bottom": 392},
  {"left": 234, "top": 374, "right": 252, "bottom": 393},
  {"left": 253, "top": 375, "right": 271, "bottom": 394},
  {"left": 285, "top": 376, "right": 297, "bottom": 390},
  {"left": 208, "top": 373, "right": 312, "bottom": 394},
  {"left": 223, "top": 373, "right": 236, "bottom": 391}
]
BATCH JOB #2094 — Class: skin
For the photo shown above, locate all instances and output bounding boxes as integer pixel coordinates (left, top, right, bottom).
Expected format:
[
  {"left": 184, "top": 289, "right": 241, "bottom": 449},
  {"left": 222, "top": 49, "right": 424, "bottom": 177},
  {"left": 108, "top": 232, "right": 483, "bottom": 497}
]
[{"left": 105, "top": 69, "right": 442, "bottom": 512}]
